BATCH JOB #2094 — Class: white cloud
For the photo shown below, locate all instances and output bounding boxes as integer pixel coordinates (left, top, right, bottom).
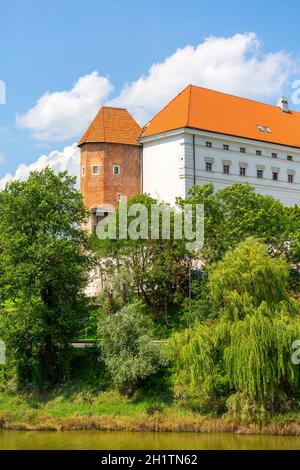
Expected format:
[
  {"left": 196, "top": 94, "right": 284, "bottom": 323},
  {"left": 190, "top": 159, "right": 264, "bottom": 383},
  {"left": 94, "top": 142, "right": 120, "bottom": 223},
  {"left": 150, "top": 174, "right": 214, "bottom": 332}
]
[
  {"left": 16, "top": 71, "right": 113, "bottom": 141},
  {"left": 9, "top": 33, "right": 296, "bottom": 184},
  {"left": 16, "top": 33, "right": 295, "bottom": 141},
  {"left": 0, "top": 143, "right": 80, "bottom": 191},
  {"left": 110, "top": 33, "right": 295, "bottom": 123}
]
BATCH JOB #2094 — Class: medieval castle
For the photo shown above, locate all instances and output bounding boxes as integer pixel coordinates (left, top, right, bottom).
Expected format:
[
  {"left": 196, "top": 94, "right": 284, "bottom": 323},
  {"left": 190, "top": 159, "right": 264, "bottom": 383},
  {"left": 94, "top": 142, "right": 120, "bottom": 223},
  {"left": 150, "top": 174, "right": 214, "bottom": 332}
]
[{"left": 79, "top": 84, "right": 300, "bottom": 227}]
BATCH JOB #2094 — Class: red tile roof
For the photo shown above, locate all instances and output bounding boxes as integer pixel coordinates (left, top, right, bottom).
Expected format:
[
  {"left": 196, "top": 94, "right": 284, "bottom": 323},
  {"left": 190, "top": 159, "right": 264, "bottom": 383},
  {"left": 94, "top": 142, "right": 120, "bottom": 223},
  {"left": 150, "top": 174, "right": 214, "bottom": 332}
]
[
  {"left": 79, "top": 106, "right": 141, "bottom": 146},
  {"left": 142, "top": 85, "right": 300, "bottom": 148}
]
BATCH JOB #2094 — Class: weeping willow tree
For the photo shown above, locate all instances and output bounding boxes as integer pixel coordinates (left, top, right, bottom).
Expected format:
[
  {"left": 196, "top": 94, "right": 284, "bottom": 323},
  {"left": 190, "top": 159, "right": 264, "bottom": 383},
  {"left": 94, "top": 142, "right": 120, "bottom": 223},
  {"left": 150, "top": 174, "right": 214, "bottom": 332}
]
[
  {"left": 224, "top": 309, "right": 300, "bottom": 419},
  {"left": 208, "top": 238, "right": 292, "bottom": 321},
  {"left": 169, "top": 238, "right": 300, "bottom": 419},
  {"left": 168, "top": 324, "right": 216, "bottom": 406}
]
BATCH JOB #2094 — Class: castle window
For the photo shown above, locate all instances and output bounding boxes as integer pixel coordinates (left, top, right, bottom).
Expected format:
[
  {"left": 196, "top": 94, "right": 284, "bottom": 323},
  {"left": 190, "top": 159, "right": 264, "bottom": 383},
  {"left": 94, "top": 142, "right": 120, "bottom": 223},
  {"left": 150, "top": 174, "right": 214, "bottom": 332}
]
[
  {"left": 82, "top": 167, "right": 85, "bottom": 176},
  {"left": 287, "top": 155, "right": 293, "bottom": 161},
  {"left": 113, "top": 165, "right": 120, "bottom": 176},
  {"left": 256, "top": 150, "right": 262, "bottom": 156},
  {"left": 92, "top": 165, "right": 100, "bottom": 175},
  {"left": 205, "top": 162, "right": 212, "bottom": 172},
  {"left": 288, "top": 174, "right": 294, "bottom": 183},
  {"left": 223, "top": 164, "right": 230, "bottom": 174},
  {"left": 240, "top": 147, "right": 246, "bottom": 153},
  {"left": 206, "top": 141, "right": 212, "bottom": 148},
  {"left": 240, "top": 167, "right": 246, "bottom": 176},
  {"left": 223, "top": 144, "right": 229, "bottom": 151},
  {"left": 272, "top": 171, "right": 278, "bottom": 181},
  {"left": 257, "top": 169, "right": 263, "bottom": 179},
  {"left": 272, "top": 153, "right": 277, "bottom": 158}
]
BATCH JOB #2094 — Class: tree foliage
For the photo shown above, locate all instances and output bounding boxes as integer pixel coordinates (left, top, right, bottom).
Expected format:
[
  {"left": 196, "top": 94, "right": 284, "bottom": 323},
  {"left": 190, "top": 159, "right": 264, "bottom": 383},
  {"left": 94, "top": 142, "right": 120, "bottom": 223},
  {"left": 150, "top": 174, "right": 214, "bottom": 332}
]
[
  {"left": 208, "top": 238, "right": 293, "bottom": 321},
  {"left": 91, "top": 194, "right": 189, "bottom": 318},
  {"left": 0, "top": 169, "right": 89, "bottom": 386},
  {"left": 98, "top": 304, "right": 165, "bottom": 394},
  {"left": 179, "top": 183, "right": 289, "bottom": 262},
  {"left": 169, "top": 238, "right": 300, "bottom": 417}
]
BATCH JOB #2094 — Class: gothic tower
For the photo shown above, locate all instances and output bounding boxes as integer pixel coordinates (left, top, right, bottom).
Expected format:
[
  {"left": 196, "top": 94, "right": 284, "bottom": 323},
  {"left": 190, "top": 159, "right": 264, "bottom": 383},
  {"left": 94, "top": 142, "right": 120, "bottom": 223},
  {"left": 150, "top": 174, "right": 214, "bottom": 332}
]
[{"left": 78, "top": 106, "right": 142, "bottom": 229}]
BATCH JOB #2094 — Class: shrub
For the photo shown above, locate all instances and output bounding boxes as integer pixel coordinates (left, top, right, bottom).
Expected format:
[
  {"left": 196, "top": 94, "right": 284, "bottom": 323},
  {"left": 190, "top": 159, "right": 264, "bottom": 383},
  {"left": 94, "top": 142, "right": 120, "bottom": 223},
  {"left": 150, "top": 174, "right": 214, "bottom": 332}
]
[{"left": 98, "top": 304, "right": 165, "bottom": 395}]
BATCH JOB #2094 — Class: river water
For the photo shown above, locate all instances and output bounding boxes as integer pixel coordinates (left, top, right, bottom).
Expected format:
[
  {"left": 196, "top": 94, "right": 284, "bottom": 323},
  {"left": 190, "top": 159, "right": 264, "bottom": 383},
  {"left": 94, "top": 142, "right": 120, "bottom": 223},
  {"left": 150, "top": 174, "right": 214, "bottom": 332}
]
[{"left": 0, "top": 430, "right": 299, "bottom": 450}]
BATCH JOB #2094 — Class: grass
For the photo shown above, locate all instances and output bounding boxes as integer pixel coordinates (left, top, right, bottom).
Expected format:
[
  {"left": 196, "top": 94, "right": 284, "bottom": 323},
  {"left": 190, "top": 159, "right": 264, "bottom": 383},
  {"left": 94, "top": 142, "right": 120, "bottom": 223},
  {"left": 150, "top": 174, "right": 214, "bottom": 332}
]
[
  {"left": 0, "top": 388, "right": 299, "bottom": 435},
  {"left": 0, "top": 350, "right": 299, "bottom": 435}
]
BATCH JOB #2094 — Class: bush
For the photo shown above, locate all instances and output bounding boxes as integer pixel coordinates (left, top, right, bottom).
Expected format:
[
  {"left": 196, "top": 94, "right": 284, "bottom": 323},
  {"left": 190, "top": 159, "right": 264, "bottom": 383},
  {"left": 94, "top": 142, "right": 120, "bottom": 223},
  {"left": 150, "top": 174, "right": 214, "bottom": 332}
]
[{"left": 97, "top": 304, "right": 166, "bottom": 395}]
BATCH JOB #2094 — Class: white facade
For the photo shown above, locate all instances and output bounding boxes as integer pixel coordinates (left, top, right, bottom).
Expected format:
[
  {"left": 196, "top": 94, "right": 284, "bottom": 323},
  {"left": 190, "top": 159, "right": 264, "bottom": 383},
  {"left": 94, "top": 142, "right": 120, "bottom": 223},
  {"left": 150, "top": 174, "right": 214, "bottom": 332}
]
[{"left": 141, "top": 128, "right": 300, "bottom": 207}]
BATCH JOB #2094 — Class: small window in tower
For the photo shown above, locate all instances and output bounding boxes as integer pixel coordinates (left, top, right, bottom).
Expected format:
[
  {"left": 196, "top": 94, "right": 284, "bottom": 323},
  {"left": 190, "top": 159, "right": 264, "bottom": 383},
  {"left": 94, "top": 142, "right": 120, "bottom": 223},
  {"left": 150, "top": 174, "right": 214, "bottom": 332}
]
[
  {"left": 92, "top": 165, "right": 100, "bottom": 175},
  {"left": 113, "top": 165, "right": 120, "bottom": 176},
  {"left": 82, "top": 167, "right": 85, "bottom": 176}
]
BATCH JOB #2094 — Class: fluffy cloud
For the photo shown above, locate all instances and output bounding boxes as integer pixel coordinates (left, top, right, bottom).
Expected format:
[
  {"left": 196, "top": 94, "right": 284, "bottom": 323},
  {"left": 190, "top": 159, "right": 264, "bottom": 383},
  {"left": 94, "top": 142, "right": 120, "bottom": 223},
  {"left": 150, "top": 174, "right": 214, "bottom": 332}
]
[
  {"left": 0, "top": 143, "right": 80, "bottom": 190},
  {"left": 16, "top": 33, "right": 295, "bottom": 141},
  {"left": 16, "top": 72, "right": 113, "bottom": 141},
  {"left": 8, "top": 32, "right": 296, "bottom": 189},
  {"left": 110, "top": 33, "right": 294, "bottom": 123}
]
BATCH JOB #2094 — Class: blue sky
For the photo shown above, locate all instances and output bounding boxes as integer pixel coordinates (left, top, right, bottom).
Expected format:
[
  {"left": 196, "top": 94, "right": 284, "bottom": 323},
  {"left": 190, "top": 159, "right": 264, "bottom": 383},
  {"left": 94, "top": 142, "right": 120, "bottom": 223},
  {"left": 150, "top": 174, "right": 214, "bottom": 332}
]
[{"left": 1, "top": 0, "right": 300, "bottom": 184}]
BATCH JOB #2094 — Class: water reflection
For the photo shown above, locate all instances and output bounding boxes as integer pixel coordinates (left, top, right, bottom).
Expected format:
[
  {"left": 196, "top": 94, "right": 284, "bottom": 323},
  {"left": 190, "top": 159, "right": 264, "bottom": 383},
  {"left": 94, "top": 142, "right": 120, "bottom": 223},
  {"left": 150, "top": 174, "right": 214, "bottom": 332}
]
[{"left": 0, "top": 430, "right": 299, "bottom": 450}]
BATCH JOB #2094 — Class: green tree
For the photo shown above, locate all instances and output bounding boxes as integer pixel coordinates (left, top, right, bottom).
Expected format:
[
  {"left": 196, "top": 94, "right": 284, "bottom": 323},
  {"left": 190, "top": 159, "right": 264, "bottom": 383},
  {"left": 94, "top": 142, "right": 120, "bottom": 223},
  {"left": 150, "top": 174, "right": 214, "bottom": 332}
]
[
  {"left": 169, "top": 239, "right": 300, "bottom": 418},
  {"left": 98, "top": 304, "right": 165, "bottom": 395},
  {"left": 91, "top": 194, "right": 189, "bottom": 320},
  {"left": 0, "top": 169, "right": 89, "bottom": 387},
  {"left": 179, "top": 183, "right": 288, "bottom": 262},
  {"left": 208, "top": 238, "right": 293, "bottom": 321}
]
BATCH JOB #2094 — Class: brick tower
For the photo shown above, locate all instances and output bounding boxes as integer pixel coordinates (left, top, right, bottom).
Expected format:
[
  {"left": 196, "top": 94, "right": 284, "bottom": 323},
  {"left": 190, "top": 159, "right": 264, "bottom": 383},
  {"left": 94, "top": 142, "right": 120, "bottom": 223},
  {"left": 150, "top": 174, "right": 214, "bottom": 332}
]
[{"left": 78, "top": 106, "right": 142, "bottom": 229}]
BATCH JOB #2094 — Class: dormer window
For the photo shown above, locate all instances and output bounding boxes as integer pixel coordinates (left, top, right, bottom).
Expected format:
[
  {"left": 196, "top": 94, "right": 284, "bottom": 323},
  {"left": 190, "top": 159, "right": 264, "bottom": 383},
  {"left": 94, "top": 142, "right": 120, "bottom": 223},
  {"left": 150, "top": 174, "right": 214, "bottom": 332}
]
[{"left": 257, "top": 125, "right": 271, "bottom": 133}]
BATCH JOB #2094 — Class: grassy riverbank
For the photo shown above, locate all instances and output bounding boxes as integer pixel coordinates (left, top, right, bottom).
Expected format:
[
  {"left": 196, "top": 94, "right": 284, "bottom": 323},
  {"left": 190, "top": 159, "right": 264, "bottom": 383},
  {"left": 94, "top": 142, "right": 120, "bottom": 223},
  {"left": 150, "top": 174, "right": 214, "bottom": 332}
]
[{"left": 0, "top": 389, "right": 299, "bottom": 435}]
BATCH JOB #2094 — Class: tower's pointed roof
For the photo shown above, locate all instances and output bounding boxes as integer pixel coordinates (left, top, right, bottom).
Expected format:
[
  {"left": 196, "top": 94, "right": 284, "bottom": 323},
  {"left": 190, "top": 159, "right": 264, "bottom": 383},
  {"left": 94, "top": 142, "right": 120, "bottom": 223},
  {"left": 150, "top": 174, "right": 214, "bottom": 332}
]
[
  {"left": 79, "top": 106, "right": 141, "bottom": 146},
  {"left": 142, "top": 84, "right": 300, "bottom": 148}
]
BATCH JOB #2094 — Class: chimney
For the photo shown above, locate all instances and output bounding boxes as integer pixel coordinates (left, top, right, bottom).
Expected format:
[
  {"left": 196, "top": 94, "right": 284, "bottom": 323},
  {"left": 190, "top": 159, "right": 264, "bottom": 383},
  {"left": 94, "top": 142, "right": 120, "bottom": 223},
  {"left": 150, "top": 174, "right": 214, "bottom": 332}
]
[{"left": 277, "top": 97, "right": 289, "bottom": 113}]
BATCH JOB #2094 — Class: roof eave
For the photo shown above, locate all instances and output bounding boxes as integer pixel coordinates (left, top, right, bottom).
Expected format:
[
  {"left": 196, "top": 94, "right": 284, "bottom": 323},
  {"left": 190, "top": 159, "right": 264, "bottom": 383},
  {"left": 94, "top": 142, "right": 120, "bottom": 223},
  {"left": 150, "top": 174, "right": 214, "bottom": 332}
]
[
  {"left": 78, "top": 140, "right": 141, "bottom": 148},
  {"left": 141, "top": 125, "right": 300, "bottom": 150}
]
